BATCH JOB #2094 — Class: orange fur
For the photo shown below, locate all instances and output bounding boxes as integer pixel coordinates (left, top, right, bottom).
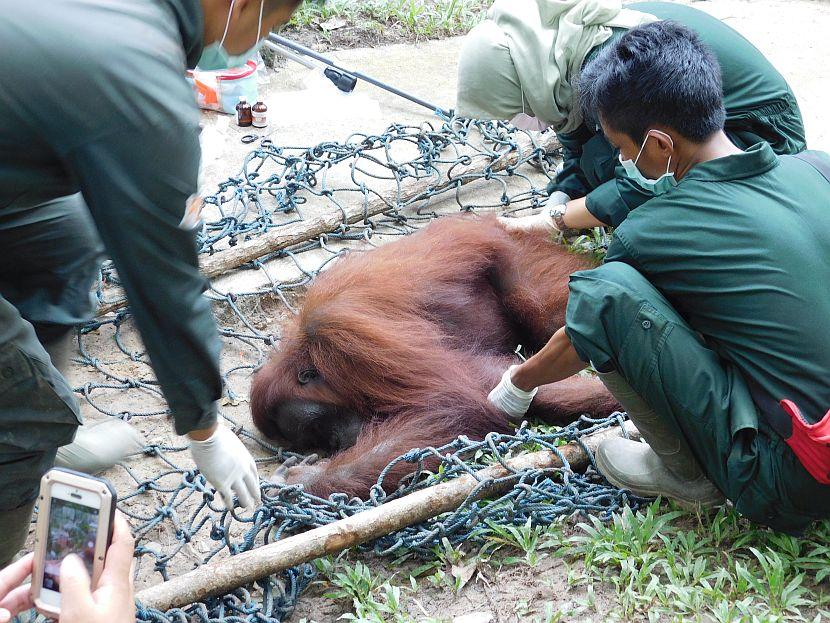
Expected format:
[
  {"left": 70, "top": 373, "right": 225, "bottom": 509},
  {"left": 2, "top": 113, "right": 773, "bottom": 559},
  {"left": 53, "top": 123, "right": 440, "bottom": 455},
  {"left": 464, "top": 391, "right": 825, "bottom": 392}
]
[{"left": 250, "top": 215, "right": 617, "bottom": 497}]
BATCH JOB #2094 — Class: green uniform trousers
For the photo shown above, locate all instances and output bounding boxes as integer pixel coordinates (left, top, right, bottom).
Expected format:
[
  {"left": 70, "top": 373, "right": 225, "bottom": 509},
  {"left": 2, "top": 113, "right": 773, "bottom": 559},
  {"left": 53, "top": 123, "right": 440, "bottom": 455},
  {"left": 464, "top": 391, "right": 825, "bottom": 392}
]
[
  {"left": 0, "top": 193, "right": 103, "bottom": 511},
  {"left": 565, "top": 262, "right": 830, "bottom": 535}
]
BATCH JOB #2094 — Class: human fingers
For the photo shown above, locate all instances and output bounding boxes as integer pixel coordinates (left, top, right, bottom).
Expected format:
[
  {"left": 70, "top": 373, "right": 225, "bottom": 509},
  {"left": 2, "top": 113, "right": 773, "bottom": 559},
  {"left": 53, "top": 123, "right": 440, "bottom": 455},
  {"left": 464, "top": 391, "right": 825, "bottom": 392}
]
[
  {"left": 98, "top": 513, "right": 134, "bottom": 587},
  {"left": 0, "top": 584, "right": 34, "bottom": 622},
  {"left": 58, "top": 554, "right": 94, "bottom": 618},
  {"left": 497, "top": 216, "right": 522, "bottom": 231},
  {"left": 233, "top": 477, "right": 254, "bottom": 510},
  {"left": 0, "top": 553, "right": 34, "bottom": 600},
  {"left": 214, "top": 483, "right": 234, "bottom": 510},
  {"left": 243, "top": 466, "right": 261, "bottom": 507}
]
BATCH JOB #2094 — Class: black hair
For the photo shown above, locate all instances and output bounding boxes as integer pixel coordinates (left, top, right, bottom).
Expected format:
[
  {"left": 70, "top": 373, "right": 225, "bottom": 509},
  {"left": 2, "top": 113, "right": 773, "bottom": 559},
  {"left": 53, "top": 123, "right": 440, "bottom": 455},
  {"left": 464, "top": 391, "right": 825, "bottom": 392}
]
[{"left": 579, "top": 21, "right": 726, "bottom": 143}]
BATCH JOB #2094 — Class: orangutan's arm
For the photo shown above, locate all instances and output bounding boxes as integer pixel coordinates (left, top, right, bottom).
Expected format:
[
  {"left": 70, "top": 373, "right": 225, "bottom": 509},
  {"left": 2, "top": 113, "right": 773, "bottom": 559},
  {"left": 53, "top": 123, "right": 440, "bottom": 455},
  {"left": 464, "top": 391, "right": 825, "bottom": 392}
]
[{"left": 510, "top": 326, "right": 587, "bottom": 392}]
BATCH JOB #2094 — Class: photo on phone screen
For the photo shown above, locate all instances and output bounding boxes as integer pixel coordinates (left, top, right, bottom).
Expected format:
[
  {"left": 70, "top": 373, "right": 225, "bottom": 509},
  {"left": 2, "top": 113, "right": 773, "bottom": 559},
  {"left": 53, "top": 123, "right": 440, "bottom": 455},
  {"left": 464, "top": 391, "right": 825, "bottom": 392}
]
[{"left": 42, "top": 498, "right": 99, "bottom": 592}]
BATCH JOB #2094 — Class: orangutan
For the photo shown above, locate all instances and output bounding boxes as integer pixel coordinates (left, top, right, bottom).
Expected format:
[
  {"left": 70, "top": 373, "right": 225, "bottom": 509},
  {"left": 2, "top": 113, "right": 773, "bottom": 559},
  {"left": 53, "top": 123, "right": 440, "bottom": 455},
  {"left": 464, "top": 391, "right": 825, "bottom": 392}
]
[{"left": 250, "top": 215, "right": 617, "bottom": 497}]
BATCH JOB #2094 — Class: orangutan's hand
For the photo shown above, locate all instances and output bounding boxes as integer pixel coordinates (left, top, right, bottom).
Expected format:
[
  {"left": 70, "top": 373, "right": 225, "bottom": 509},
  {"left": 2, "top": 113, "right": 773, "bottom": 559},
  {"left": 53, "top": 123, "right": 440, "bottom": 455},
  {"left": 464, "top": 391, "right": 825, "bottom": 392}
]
[{"left": 270, "top": 455, "right": 330, "bottom": 489}]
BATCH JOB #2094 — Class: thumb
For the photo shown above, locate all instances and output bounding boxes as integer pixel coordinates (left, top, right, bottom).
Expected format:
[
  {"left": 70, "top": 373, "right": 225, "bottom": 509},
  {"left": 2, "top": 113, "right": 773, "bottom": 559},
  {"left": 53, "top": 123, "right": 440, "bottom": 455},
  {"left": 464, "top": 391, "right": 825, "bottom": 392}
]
[{"left": 59, "top": 555, "right": 94, "bottom": 612}]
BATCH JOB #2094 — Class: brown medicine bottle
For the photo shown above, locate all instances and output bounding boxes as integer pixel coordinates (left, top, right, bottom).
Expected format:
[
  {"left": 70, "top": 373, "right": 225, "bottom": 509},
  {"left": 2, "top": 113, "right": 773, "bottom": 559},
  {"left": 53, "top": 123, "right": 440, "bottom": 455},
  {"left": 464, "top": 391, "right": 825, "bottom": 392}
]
[
  {"left": 252, "top": 101, "right": 268, "bottom": 128},
  {"left": 236, "top": 97, "right": 253, "bottom": 127}
]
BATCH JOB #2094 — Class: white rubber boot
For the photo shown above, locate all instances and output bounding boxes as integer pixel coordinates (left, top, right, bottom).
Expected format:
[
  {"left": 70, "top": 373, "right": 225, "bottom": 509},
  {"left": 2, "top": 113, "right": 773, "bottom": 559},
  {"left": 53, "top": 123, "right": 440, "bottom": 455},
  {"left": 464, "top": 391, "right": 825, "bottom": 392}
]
[
  {"left": 43, "top": 331, "right": 146, "bottom": 474},
  {"left": 55, "top": 419, "right": 145, "bottom": 475},
  {"left": 595, "top": 369, "right": 724, "bottom": 508}
]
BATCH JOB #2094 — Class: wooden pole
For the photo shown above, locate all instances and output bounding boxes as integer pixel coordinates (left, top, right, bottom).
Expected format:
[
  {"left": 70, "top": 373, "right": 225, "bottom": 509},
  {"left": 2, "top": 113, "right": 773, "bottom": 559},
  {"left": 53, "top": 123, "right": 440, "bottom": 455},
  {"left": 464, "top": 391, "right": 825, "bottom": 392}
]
[
  {"left": 97, "top": 132, "right": 560, "bottom": 316},
  {"left": 136, "top": 421, "right": 635, "bottom": 612}
]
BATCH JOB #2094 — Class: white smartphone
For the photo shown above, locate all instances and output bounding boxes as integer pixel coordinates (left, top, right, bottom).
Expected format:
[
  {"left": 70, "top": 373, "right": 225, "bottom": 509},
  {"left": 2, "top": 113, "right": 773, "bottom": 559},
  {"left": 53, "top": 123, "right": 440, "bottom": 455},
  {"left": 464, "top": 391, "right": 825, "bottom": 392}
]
[{"left": 30, "top": 468, "right": 116, "bottom": 618}]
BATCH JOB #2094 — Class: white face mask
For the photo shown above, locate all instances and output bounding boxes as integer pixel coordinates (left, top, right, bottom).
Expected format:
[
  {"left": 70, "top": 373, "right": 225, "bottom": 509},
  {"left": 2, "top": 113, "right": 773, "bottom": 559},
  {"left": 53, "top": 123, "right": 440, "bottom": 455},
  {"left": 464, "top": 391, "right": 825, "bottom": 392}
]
[
  {"left": 509, "top": 87, "right": 551, "bottom": 132},
  {"left": 618, "top": 129, "right": 678, "bottom": 195},
  {"left": 198, "top": 0, "right": 265, "bottom": 71}
]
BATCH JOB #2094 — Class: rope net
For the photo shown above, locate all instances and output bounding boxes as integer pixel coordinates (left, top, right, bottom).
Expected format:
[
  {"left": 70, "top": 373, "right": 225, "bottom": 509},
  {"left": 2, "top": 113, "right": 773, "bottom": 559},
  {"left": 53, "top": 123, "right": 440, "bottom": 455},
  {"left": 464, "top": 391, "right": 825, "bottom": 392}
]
[{"left": 66, "top": 118, "right": 631, "bottom": 623}]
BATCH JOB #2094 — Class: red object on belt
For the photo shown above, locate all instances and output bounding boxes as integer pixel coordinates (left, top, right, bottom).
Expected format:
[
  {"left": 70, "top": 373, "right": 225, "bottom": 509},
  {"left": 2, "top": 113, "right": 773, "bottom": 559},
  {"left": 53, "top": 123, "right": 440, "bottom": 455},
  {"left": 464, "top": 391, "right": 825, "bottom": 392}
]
[{"left": 779, "top": 400, "right": 830, "bottom": 485}]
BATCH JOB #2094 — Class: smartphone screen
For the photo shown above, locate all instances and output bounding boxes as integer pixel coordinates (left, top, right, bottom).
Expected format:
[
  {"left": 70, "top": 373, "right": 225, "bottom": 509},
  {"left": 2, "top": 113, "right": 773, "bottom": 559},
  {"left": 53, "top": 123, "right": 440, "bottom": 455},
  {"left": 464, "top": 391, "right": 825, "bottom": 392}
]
[
  {"left": 42, "top": 491, "right": 101, "bottom": 594},
  {"left": 33, "top": 470, "right": 115, "bottom": 616}
]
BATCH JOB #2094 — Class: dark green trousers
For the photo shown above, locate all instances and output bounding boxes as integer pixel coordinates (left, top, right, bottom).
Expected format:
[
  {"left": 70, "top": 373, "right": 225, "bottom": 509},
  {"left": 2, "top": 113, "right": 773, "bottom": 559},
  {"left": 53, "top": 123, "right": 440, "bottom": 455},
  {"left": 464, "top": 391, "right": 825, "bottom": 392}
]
[
  {"left": 0, "top": 194, "right": 102, "bottom": 557},
  {"left": 565, "top": 262, "right": 830, "bottom": 534}
]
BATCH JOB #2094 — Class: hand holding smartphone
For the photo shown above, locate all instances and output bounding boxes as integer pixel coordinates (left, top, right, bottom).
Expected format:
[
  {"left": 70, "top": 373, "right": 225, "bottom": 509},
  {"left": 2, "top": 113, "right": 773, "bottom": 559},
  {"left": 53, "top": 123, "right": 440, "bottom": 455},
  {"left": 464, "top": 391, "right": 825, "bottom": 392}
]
[
  {"left": 0, "top": 471, "right": 134, "bottom": 623},
  {"left": 30, "top": 468, "right": 116, "bottom": 618}
]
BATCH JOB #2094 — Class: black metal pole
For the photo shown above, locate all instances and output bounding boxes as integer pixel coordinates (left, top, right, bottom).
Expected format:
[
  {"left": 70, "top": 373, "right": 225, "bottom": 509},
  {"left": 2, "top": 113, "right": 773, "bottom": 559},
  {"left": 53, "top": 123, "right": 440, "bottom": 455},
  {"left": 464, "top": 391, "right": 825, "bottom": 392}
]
[{"left": 267, "top": 34, "right": 451, "bottom": 118}]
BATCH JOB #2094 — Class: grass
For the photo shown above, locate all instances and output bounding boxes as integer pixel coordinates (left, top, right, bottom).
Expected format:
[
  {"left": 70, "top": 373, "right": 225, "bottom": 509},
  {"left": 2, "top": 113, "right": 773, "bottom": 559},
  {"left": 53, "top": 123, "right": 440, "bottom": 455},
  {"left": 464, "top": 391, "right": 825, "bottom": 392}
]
[
  {"left": 313, "top": 557, "right": 442, "bottom": 623},
  {"left": 308, "top": 500, "right": 830, "bottom": 622},
  {"left": 565, "top": 225, "right": 613, "bottom": 263},
  {"left": 562, "top": 502, "right": 830, "bottom": 622},
  {"left": 289, "top": 0, "right": 490, "bottom": 39}
]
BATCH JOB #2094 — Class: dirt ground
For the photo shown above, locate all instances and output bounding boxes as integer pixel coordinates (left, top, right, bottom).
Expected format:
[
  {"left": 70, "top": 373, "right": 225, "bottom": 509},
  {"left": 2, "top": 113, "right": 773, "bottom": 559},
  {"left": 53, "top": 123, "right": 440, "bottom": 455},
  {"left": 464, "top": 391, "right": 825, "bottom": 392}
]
[{"left": 46, "top": 1, "right": 830, "bottom": 621}]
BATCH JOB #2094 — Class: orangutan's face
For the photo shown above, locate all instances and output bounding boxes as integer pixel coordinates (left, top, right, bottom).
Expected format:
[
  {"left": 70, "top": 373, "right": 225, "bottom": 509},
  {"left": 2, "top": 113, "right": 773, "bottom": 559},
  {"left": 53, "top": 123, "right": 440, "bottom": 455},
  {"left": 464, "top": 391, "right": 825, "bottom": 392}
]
[
  {"left": 264, "top": 397, "right": 362, "bottom": 454},
  {"left": 251, "top": 353, "right": 364, "bottom": 455}
]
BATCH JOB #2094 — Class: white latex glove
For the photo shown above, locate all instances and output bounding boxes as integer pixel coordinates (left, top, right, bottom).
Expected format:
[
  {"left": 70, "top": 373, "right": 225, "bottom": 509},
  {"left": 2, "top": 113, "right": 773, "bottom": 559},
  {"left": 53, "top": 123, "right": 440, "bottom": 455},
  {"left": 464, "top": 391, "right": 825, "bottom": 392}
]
[
  {"left": 499, "top": 203, "right": 566, "bottom": 233},
  {"left": 189, "top": 422, "right": 261, "bottom": 510},
  {"left": 548, "top": 190, "right": 571, "bottom": 206},
  {"left": 488, "top": 365, "right": 538, "bottom": 423}
]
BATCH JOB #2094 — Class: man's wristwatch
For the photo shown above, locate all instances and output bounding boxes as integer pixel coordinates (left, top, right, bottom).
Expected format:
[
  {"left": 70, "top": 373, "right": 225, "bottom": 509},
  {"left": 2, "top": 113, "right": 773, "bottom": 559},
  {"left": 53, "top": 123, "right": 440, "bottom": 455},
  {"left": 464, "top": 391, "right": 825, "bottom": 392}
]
[{"left": 548, "top": 205, "right": 568, "bottom": 232}]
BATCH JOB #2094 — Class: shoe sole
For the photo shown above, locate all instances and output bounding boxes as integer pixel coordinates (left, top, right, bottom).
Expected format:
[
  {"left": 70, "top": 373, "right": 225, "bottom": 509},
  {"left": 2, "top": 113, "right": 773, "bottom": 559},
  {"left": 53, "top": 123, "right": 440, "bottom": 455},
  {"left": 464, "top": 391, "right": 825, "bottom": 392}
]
[{"left": 595, "top": 450, "right": 725, "bottom": 509}]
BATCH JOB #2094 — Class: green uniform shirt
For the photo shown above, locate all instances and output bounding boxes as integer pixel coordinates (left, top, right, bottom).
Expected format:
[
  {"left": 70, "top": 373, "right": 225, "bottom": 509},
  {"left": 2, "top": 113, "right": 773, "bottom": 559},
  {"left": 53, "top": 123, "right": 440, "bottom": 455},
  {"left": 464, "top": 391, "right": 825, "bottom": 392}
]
[
  {"left": 0, "top": 0, "right": 221, "bottom": 435},
  {"left": 605, "top": 143, "right": 830, "bottom": 425},
  {"left": 555, "top": 1, "right": 807, "bottom": 226}
]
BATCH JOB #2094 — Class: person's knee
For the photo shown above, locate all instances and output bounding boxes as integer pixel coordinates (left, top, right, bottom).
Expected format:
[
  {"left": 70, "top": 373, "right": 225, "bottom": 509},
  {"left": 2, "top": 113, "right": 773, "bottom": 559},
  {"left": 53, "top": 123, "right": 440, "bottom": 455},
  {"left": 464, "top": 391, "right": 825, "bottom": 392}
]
[
  {"left": 565, "top": 262, "right": 664, "bottom": 371},
  {"left": 51, "top": 194, "right": 105, "bottom": 297},
  {"left": 5, "top": 194, "right": 104, "bottom": 335},
  {"left": 570, "top": 261, "right": 656, "bottom": 297}
]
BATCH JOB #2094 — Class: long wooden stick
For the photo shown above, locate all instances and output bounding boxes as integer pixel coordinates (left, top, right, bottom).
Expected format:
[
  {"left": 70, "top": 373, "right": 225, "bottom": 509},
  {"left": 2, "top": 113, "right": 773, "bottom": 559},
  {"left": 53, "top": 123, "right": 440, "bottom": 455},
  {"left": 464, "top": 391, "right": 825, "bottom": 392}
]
[
  {"left": 96, "top": 132, "right": 560, "bottom": 316},
  {"left": 136, "top": 421, "right": 636, "bottom": 612}
]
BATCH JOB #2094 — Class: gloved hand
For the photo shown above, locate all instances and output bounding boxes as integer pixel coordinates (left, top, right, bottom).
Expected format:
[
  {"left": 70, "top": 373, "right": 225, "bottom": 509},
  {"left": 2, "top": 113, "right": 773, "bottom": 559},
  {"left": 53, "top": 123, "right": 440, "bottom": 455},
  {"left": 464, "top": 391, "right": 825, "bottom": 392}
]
[
  {"left": 189, "top": 422, "right": 261, "bottom": 510},
  {"left": 499, "top": 192, "right": 569, "bottom": 233},
  {"left": 488, "top": 365, "right": 538, "bottom": 423},
  {"left": 499, "top": 205, "right": 565, "bottom": 233}
]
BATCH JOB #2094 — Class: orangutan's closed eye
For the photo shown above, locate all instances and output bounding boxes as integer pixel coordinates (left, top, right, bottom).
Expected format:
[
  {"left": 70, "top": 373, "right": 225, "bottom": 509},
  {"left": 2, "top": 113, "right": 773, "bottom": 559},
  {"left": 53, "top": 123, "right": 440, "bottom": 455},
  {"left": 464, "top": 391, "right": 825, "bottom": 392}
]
[{"left": 297, "top": 368, "right": 319, "bottom": 385}]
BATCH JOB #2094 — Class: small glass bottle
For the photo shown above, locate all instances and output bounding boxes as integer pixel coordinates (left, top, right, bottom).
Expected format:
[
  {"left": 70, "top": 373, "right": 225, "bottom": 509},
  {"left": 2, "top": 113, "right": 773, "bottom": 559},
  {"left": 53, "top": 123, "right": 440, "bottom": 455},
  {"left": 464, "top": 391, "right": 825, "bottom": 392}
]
[
  {"left": 252, "top": 100, "right": 268, "bottom": 128},
  {"left": 236, "top": 97, "right": 253, "bottom": 127}
]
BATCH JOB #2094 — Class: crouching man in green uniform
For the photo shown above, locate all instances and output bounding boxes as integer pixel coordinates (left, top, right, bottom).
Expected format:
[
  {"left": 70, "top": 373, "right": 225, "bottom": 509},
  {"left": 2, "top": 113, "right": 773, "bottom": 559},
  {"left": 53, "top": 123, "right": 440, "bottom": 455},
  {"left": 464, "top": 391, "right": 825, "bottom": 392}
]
[
  {"left": 488, "top": 21, "right": 830, "bottom": 534},
  {"left": 0, "top": 0, "right": 300, "bottom": 566},
  {"left": 458, "top": 0, "right": 807, "bottom": 233}
]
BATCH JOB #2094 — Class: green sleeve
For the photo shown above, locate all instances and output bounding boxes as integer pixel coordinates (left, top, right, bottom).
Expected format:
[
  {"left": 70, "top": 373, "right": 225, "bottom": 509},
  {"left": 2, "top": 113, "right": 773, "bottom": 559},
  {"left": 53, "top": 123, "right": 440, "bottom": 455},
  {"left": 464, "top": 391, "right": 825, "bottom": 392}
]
[
  {"left": 547, "top": 125, "right": 595, "bottom": 199},
  {"left": 585, "top": 174, "right": 654, "bottom": 227},
  {"left": 551, "top": 122, "right": 656, "bottom": 226},
  {"left": 67, "top": 121, "right": 222, "bottom": 436},
  {"left": 603, "top": 229, "right": 640, "bottom": 266}
]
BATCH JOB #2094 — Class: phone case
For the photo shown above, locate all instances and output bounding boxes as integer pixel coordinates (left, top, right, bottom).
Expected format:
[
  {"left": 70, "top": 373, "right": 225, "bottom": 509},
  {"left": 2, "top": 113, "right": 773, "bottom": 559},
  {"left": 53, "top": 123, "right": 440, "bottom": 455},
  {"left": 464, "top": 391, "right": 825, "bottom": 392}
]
[{"left": 31, "top": 468, "right": 117, "bottom": 618}]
